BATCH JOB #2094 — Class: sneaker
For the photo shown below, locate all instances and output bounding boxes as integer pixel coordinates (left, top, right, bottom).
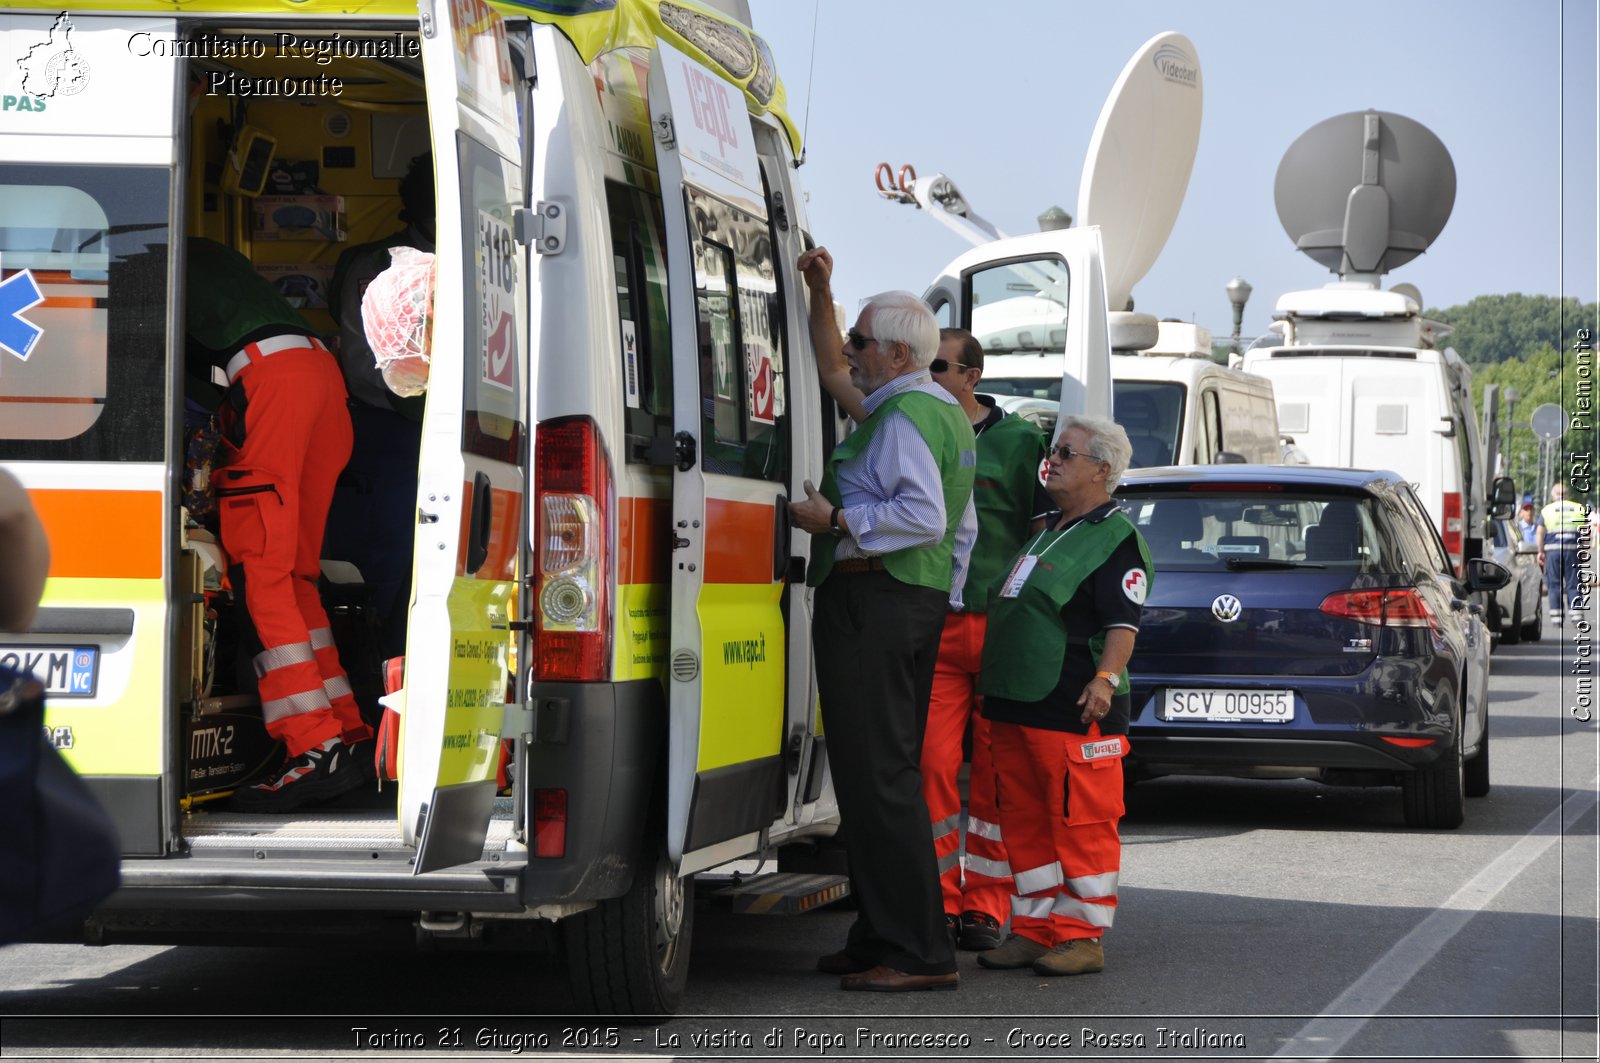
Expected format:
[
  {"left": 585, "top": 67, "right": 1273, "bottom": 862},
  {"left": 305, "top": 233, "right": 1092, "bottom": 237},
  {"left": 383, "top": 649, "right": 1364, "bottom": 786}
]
[
  {"left": 975, "top": 933, "right": 1048, "bottom": 969},
  {"left": 229, "top": 737, "right": 365, "bottom": 812},
  {"left": 958, "top": 910, "right": 1004, "bottom": 951},
  {"left": 1031, "top": 937, "right": 1105, "bottom": 976},
  {"left": 945, "top": 912, "right": 960, "bottom": 941}
]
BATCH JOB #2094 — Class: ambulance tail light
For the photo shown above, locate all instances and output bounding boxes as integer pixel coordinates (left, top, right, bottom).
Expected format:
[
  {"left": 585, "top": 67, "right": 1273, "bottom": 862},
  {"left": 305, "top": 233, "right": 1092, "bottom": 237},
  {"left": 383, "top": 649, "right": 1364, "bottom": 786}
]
[
  {"left": 534, "top": 417, "right": 613, "bottom": 681},
  {"left": 532, "top": 788, "right": 568, "bottom": 858},
  {"left": 1441, "top": 492, "right": 1462, "bottom": 569}
]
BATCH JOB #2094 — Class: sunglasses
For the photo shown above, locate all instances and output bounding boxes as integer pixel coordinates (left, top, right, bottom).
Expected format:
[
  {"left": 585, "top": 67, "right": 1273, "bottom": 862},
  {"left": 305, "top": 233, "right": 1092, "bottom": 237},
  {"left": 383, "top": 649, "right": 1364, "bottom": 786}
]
[
  {"left": 1048, "top": 443, "right": 1105, "bottom": 464},
  {"left": 929, "top": 358, "right": 973, "bottom": 374},
  {"left": 845, "top": 330, "right": 880, "bottom": 352}
]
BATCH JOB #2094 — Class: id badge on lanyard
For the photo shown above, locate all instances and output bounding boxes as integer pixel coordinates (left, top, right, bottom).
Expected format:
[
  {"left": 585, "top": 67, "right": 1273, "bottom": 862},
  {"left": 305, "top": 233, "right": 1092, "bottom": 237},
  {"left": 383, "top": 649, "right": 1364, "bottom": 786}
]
[{"left": 999, "top": 555, "right": 1039, "bottom": 598}]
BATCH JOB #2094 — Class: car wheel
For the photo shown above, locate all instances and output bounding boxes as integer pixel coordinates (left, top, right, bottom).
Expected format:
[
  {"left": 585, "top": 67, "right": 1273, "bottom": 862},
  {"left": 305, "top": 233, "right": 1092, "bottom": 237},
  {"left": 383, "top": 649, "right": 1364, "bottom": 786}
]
[
  {"left": 1465, "top": 713, "right": 1490, "bottom": 798},
  {"left": 1401, "top": 717, "right": 1465, "bottom": 829},
  {"left": 1525, "top": 594, "right": 1543, "bottom": 641},
  {"left": 1500, "top": 593, "right": 1522, "bottom": 646}
]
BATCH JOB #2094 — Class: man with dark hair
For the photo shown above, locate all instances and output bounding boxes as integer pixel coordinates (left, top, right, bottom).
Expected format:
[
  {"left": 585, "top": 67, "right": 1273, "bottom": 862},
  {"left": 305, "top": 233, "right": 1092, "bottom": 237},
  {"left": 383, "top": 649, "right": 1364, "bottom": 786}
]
[
  {"left": 324, "top": 153, "right": 434, "bottom": 660},
  {"left": 920, "top": 326, "right": 1048, "bottom": 952}
]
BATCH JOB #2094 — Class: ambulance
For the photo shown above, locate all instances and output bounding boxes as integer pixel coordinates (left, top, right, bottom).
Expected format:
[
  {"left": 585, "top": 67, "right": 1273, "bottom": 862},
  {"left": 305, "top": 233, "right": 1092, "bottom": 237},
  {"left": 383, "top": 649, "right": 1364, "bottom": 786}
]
[{"left": 0, "top": 0, "right": 1120, "bottom": 1013}]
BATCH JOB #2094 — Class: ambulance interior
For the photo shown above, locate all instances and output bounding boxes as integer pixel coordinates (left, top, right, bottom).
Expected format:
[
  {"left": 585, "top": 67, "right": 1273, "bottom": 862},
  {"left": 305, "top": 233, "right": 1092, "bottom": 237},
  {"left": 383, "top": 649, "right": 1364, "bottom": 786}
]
[{"left": 179, "top": 26, "right": 435, "bottom": 807}]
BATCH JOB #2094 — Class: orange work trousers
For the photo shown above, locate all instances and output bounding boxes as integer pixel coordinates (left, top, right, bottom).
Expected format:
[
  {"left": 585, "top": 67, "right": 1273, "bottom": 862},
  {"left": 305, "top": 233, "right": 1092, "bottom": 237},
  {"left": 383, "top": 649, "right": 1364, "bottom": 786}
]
[
  {"left": 989, "top": 719, "right": 1125, "bottom": 947},
  {"left": 921, "top": 610, "right": 1011, "bottom": 922},
  {"left": 217, "top": 343, "right": 369, "bottom": 757}
]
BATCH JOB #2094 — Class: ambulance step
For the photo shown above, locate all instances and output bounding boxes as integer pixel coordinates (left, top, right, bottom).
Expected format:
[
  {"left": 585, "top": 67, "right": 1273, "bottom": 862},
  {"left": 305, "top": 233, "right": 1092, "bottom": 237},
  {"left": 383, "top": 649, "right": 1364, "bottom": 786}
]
[
  {"left": 183, "top": 799, "right": 519, "bottom": 852},
  {"left": 712, "top": 872, "right": 850, "bottom": 915}
]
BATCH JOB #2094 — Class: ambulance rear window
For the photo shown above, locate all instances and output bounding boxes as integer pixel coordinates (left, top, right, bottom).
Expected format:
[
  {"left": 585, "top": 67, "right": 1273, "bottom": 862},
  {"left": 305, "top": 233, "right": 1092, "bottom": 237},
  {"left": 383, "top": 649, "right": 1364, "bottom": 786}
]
[{"left": 0, "top": 164, "right": 168, "bottom": 463}]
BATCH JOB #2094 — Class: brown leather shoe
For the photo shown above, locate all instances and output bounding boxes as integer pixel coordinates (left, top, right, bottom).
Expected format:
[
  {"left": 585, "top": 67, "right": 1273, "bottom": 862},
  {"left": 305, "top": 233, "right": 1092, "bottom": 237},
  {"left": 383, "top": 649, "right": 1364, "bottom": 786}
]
[
  {"left": 816, "top": 950, "right": 875, "bottom": 975},
  {"left": 839, "top": 965, "right": 959, "bottom": 992}
]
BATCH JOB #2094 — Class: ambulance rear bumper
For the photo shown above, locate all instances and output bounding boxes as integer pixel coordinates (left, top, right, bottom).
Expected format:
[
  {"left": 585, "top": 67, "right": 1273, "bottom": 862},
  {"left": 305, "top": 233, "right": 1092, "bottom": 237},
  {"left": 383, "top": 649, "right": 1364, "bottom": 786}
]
[{"left": 519, "top": 678, "right": 665, "bottom": 905}]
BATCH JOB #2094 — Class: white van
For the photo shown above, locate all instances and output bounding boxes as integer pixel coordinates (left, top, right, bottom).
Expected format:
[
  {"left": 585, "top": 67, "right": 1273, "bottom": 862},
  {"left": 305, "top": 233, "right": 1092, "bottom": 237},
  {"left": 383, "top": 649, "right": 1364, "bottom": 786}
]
[
  {"left": 1243, "top": 285, "right": 1488, "bottom": 573},
  {"left": 976, "top": 321, "right": 1281, "bottom": 465}
]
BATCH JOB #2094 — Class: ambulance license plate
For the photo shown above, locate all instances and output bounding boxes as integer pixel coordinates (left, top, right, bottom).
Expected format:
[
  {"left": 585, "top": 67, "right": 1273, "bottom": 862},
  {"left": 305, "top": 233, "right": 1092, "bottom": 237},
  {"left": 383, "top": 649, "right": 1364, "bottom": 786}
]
[
  {"left": 0, "top": 645, "right": 99, "bottom": 698},
  {"left": 1162, "top": 688, "right": 1293, "bottom": 723}
]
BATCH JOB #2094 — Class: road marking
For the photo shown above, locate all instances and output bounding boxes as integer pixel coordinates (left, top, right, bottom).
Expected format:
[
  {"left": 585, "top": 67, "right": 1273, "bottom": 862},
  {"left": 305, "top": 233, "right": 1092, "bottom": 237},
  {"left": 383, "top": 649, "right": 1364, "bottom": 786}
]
[{"left": 1274, "top": 779, "right": 1599, "bottom": 1061}]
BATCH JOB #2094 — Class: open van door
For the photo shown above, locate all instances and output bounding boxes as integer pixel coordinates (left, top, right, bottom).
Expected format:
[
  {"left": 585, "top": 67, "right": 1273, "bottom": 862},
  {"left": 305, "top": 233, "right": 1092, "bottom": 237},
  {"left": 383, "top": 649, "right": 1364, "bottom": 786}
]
[
  {"left": 648, "top": 40, "right": 792, "bottom": 871},
  {"left": 924, "top": 229, "right": 1114, "bottom": 428},
  {"left": 403, "top": 0, "right": 527, "bottom": 873}
]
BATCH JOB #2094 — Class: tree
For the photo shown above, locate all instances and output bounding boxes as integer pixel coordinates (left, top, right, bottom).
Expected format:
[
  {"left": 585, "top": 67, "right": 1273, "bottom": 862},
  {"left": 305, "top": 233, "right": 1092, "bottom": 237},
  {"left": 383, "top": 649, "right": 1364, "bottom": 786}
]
[{"left": 1430, "top": 294, "right": 1595, "bottom": 366}]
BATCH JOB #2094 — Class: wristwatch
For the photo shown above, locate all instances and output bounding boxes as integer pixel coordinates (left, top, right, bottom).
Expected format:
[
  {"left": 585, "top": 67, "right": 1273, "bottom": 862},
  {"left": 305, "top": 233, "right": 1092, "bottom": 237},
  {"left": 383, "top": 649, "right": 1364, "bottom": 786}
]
[{"left": 1094, "top": 670, "right": 1119, "bottom": 689}]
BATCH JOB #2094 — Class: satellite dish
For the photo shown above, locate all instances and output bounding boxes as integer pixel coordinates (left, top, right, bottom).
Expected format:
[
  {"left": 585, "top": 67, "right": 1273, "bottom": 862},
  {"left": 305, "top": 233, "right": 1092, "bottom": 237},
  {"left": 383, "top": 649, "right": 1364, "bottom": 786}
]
[
  {"left": 1275, "top": 110, "right": 1455, "bottom": 277},
  {"left": 1389, "top": 282, "right": 1423, "bottom": 310},
  {"left": 1076, "top": 31, "right": 1203, "bottom": 315}
]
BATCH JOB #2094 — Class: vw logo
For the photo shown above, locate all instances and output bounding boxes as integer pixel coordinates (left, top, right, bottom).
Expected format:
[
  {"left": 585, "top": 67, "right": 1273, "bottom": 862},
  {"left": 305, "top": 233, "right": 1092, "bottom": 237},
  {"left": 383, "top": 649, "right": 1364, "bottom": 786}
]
[{"left": 1211, "top": 594, "right": 1243, "bottom": 622}]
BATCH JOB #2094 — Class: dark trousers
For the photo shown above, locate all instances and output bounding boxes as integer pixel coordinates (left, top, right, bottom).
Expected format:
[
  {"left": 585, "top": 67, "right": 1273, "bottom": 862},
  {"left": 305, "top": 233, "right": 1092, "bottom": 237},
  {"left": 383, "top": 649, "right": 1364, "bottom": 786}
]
[
  {"left": 324, "top": 402, "right": 423, "bottom": 659},
  {"left": 813, "top": 570, "right": 955, "bottom": 975}
]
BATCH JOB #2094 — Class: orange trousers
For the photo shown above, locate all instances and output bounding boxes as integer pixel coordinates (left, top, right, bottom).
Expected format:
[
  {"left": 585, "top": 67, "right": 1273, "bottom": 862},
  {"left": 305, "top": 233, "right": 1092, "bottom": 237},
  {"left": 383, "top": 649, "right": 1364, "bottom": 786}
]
[
  {"left": 989, "top": 719, "right": 1125, "bottom": 946},
  {"left": 217, "top": 345, "right": 369, "bottom": 757},
  {"left": 921, "top": 610, "right": 1011, "bottom": 922}
]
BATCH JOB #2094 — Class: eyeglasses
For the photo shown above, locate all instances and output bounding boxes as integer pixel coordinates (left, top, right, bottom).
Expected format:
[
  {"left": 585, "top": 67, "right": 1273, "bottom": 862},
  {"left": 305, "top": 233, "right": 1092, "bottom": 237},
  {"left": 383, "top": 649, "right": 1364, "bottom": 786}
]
[
  {"left": 1048, "top": 443, "right": 1105, "bottom": 464},
  {"left": 929, "top": 358, "right": 973, "bottom": 374},
  {"left": 846, "top": 330, "right": 880, "bottom": 352}
]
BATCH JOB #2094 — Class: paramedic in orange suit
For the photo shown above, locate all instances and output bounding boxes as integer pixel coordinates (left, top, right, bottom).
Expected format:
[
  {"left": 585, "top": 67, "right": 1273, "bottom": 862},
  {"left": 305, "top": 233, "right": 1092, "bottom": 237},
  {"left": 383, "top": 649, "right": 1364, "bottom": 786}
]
[{"left": 186, "top": 238, "right": 372, "bottom": 811}]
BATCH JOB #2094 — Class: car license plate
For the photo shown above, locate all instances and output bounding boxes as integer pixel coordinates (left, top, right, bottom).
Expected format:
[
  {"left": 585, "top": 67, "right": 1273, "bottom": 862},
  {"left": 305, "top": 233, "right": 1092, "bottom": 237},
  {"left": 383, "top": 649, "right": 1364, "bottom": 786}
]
[
  {"left": 1162, "top": 688, "right": 1293, "bottom": 723},
  {"left": 0, "top": 645, "right": 99, "bottom": 698}
]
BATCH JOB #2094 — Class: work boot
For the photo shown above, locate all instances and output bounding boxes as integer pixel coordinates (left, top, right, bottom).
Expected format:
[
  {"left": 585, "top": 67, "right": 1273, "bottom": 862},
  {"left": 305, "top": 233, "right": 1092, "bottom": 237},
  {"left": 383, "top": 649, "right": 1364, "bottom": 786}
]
[
  {"left": 958, "top": 910, "right": 1004, "bottom": 951},
  {"left": 1031, "top": 937, "right": 1105, "bottom": 976},
  {"left": 975, "top": 933, "right": 1048, "bottom": 969},
  {"left": 229, "top": 737, "right": 365, "bottom": 812}
]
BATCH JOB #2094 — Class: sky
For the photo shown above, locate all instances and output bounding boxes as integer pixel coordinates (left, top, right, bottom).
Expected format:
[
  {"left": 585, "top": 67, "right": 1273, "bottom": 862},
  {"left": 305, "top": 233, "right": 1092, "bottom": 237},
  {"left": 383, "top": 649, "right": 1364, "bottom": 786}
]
[{"left": 745, "top": 0, "right": 1597, "bottom": 344}]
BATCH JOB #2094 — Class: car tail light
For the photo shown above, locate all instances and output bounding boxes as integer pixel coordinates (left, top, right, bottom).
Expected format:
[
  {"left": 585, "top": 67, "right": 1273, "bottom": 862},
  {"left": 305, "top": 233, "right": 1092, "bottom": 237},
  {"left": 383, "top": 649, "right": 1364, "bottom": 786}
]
[
  {"left": 1380, "top": 736, "right": 1437, "bottom": 748},
  {"left": 1442, "top": 491, "right": 1462, "bottom": 568},
  {"left": 533, "top": 788, "right": 568, "bottom": 858},
  {"left": 534, "top": 417, "right": 613, "bottom": 681},
  {"left": 1319, "top": 588, "right": 1440, "bottom": 632}
]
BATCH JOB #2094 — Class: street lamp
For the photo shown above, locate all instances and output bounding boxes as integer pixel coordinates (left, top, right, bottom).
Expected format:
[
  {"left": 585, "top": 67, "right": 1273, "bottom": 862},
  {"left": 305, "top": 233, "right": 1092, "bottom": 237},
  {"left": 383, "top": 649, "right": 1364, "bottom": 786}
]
[
  {"left": 1503, "top": 387, "right": 1520, "bottom": 493},
  {"left": 1037, "top": 206, "right": 1072, "bottom": 232},
  {"left": 1225, "top": 276, "right": 1252, "bottom": 357}
]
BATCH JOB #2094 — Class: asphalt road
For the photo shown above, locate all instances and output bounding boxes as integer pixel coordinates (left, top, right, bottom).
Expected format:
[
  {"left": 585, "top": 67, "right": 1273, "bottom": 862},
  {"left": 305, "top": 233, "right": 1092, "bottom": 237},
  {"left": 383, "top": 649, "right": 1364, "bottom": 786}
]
[{"left": 2, "top": 635, "right": 1596, "bottom": 1062}]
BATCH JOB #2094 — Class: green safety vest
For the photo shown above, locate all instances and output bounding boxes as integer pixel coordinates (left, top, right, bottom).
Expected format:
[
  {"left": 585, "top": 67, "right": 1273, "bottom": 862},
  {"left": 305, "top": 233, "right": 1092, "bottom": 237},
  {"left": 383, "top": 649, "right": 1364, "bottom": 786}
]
[
  {"left": 977, "top": 508, "right": 1151, "bottom": 703},
  {"left": 808, "top": 388, "right": 976, "bottom": 592},
  {"left": 1542, "top": 499, "right": 1587, "bottom": 535},
  {"left": 185, "top": 237, "right": 315, "bottom": 356},
  {"left": 965, "top": 413, "right": 1047, "bottom": 613}
]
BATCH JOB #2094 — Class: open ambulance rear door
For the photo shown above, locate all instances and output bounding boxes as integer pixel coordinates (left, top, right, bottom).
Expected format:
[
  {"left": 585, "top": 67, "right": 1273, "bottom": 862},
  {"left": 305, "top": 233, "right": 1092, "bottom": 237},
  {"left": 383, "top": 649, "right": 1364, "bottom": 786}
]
[
  {"left": 0, "top": 12, "right": 179, "bottom": 855},
  {"left": 404, "top": 0, "right": 527, "bottom": 874},
  {"left": 924, "top": 229, "right": 1115, "bottom": 431},
  {"left": 647, "top": 40, "right": 794, "bottom": 872}
]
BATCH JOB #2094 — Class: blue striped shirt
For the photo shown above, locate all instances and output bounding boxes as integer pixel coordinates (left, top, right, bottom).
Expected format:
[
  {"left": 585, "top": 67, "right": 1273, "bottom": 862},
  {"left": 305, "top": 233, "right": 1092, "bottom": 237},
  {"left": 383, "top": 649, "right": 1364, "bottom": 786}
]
[{"left": 835, "top": 370, "right": 979, "bottom": 608}]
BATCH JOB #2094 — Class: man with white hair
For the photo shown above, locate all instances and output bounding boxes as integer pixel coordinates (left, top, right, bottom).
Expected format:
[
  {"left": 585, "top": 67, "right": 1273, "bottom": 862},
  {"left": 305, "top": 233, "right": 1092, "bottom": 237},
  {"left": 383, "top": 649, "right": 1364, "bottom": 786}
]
[{"left": 791, "top": 247, "right": 976, "bottom": 992}]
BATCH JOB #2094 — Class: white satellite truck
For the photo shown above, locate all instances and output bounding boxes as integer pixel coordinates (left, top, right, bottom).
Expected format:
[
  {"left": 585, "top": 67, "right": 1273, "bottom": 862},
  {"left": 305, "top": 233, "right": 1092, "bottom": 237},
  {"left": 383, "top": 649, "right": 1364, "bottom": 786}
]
[
  {"left": 879, "top": 31, "right": 1281, "bottom": 465},
  {"left": 1241, "top": 110, "right": 1516, "bottom": 578}
]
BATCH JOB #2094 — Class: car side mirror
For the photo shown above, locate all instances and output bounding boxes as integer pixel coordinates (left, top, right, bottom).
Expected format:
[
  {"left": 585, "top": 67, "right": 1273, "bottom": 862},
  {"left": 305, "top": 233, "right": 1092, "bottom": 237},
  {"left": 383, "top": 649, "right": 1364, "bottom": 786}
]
[
  {"left": 1215, "top": 451, "right": 1247, "bottom": 464},
  {"left": 1488, "top": 476, "right": 1517, "bottom": 519},
  {"left": 1464, "top": 557, "right": 1511, "bottom": 592}
]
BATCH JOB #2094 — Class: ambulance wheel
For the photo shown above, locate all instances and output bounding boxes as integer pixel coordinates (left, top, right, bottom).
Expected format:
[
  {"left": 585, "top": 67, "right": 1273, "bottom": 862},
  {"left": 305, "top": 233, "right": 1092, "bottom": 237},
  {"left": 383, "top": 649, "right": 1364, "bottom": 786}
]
[{"left": 563, "top": 834, "right": 694, "bottom": 1019}]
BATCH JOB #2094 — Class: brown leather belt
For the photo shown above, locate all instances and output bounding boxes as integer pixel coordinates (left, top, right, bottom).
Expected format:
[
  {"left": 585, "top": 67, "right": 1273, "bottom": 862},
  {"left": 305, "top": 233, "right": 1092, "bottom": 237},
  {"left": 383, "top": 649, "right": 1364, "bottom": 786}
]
[{"left": 833, "top": 556, "right": 888, "bottom": 575}]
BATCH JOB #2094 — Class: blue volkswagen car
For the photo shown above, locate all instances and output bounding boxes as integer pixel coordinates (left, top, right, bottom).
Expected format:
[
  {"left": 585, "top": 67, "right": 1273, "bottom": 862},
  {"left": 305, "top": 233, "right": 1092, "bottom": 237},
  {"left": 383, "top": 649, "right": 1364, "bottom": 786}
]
[{"left": 1115, "top": 465, "right": 1510, "bottom": 829}]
